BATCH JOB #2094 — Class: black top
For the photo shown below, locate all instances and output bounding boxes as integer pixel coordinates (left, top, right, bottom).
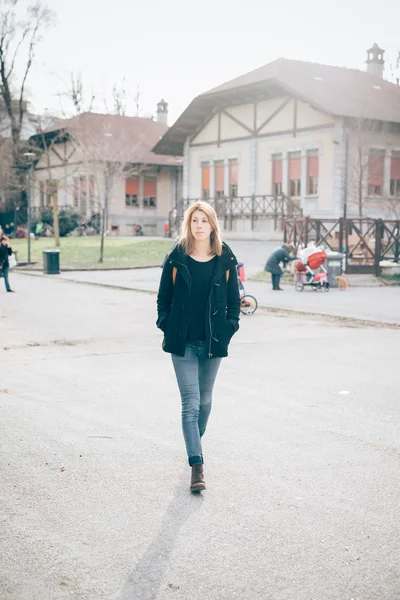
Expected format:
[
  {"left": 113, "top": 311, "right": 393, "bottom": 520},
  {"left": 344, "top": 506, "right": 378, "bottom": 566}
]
[{"left": 187, "top": 255, "right": 217, "bottom": 341}]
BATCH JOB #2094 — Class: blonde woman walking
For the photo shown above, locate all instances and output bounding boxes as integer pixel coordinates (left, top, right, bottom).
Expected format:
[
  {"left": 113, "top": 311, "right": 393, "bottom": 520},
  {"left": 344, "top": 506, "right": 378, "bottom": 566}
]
[{"left": 157, "top": 201, "right": 240, "bottom": 492}]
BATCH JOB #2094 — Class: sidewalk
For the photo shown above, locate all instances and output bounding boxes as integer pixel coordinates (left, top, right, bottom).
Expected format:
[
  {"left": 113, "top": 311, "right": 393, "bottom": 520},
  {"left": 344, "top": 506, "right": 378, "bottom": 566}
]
[{"left": 16, "top": 266, "right": 400, "bottom": 326}]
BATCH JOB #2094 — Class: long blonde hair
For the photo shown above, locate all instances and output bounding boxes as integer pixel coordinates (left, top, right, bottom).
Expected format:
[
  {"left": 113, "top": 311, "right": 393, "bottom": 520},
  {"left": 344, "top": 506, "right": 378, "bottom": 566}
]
[{"left": 178, "top": 201, "right": 223, "bottom": 256}]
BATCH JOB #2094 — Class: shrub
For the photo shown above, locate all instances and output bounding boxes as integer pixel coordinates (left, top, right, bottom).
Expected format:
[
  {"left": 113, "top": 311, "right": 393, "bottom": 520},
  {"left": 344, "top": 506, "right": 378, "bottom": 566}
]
[{"left": 58, "top": 210, "right": 81, "bottom": 237}]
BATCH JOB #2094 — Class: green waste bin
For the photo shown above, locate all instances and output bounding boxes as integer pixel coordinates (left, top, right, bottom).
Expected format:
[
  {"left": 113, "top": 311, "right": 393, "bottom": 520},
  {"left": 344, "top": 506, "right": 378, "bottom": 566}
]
[{"left": 43, "top": 249, "right": 60, "bottom": 275}]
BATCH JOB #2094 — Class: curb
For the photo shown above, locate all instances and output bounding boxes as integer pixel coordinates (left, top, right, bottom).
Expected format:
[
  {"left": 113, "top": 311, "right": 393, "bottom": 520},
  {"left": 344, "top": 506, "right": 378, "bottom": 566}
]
[{"left": 15, "top": 264, "right": 161, "bottom": 272}]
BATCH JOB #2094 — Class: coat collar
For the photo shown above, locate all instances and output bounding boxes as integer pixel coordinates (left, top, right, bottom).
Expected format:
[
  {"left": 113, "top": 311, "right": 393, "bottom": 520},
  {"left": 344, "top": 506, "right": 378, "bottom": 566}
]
[
  {"left": 169, "top": 241, "right": 237, "bottom": 268},
  {"left": 168, "top": 241, "right": 238, "bottom": 286}
]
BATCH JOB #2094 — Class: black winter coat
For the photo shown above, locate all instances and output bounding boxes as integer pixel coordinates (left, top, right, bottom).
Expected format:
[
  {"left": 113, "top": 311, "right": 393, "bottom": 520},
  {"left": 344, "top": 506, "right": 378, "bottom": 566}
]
[
  {"left": 0, "top": 244, "right": 12, "bottom": 268},
  {"left": 265, "top": 245, "right": 296, "bottom": 275},
  {"left": 156, "top": 242, "right": 240, "bottom": 358}
]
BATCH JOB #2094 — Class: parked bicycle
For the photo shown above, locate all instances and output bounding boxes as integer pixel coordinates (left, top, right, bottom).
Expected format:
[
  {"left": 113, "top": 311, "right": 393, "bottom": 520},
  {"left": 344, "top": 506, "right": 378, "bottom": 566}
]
[{"left": 237, "top": 261, "right": 258, "bottom": 315}]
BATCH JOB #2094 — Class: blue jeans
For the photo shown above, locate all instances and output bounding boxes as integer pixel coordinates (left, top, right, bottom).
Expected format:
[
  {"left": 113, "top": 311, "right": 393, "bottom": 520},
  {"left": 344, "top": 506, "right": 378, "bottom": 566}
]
[
  {"left": 1, "top": 266, "right": 11, "bottom": 291},
  {"left": 172, "top": 341, "right": 222, "bottom": 466}
]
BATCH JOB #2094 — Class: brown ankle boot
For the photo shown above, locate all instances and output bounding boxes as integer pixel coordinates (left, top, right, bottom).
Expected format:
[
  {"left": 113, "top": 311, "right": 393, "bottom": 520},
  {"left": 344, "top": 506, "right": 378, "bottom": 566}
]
[{"left": 190, "top": 464, "right": 206, "bottom": 492}]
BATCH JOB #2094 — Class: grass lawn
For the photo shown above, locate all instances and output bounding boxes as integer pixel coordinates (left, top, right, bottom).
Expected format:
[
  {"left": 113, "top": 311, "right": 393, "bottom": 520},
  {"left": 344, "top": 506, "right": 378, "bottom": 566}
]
[
  {"left": 380, "top": 273, "right": 400, "bottom": 285},
  {"left": 248, "top": 270, "right": 294, "bottom": 283},
  {"left": 11, "top": 236, "right": 173, "bottom": 269}
]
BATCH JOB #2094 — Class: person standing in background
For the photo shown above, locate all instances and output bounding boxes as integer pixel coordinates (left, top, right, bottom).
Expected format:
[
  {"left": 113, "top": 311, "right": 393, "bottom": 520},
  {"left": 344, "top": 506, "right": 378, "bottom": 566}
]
[{"left": 0, "top": 236, "right": 14, "bottom": 293}]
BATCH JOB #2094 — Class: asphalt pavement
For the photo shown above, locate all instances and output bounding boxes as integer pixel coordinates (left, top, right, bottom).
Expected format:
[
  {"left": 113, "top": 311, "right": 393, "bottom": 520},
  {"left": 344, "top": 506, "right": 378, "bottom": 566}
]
[{"left": 1, "top": 274, "right": 399, "bottom": 599}]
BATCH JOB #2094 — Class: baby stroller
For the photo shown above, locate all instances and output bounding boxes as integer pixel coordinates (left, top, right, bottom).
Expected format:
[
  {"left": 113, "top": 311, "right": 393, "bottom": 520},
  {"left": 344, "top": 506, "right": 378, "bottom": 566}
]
[
  {"left": 294, "top": 251, "right": 329, "bottom": 292},
  {"left": 237, "top": 261, "right": 258, "bottom": 315}
]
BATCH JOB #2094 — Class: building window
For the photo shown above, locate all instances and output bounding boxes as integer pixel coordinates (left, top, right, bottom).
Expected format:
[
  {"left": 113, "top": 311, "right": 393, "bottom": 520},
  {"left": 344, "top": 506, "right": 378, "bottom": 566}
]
[
  {"left": 229, "top": 159, "right": 238, "bottom": 197},
  {"left": 73, "top": 175, "right": 88, "bottom": 212},
  {"left": 215, "top": 160, "right": 224, "bottom": 198},
  {"left": 125, "top": 178, "right": 139, "bottom": 207},
  {"left": 367, "top": 149, "right": 384, "bottom": 196},
  {"left": 143, "top": 179, "right": 157, "bottom": 208},
  {"left": 201, "top": 163, "right": 210, "bottom": 199},
  {"left": 390, "top": 151, "right": 400, "bottom": 197},
  {"left": 288, "top": 152, "right": 301, "bottom": 198},
  {"left": 89, "top": 176, "right": 96, "bottom": 209},
  {"left": 272, "top": 154, "right": 282, "bottom": 196},
  {"left": 40, "top": 180, "right": 58, "bottom": 207},
  {"left": 307, "top": 150, "right": 319, "bottom": 195},
  {"left": 73, "top": 178, "right": 79, "bottom": 208}
]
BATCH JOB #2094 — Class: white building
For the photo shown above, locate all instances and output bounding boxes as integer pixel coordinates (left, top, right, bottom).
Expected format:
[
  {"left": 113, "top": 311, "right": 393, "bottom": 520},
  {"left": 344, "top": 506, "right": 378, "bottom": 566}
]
[
  {"left": 29, "top": 103, "right": 183, "bottom": 236},
  {"left": 154, "top": 44, "right": 400, "bottom": 231}
]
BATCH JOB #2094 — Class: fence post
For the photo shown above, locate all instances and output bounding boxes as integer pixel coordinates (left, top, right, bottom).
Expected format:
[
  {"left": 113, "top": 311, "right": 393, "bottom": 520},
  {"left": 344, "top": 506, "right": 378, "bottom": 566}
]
[
  {"left": 339, "top": 218, "right": 344, "bottom": 253},
  {"left": 375, "top": 219, "right": 382, "bottom": 277},
  {"left": 304, "top": 216, "right": 309, "bottom": 247},
  {"left": 395, "top": 221, "right": 400, "bottom": 263},
  {"left": 251, "top": 194, "right": 255, "bottom": 231}
]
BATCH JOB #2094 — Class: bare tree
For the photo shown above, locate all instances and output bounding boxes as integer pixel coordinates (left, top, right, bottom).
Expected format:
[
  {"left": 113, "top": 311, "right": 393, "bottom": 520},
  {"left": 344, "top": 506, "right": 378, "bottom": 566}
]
[
  {"left": 30, "top": 122, "right": 63, "bottom": 244},
  {"left": 77, "top": 120, "right": 147, "bottom": 262},
  {"left": 57, "top": 71, "right": 96, "bottom": 117},
  {"left": 0, "top": 0, "right": 55, "bottom": 152},
  {"left": 112, "top": 78, "right": 127, "bottom": 116},
  {"left": 388, "top": 50, "right": 400, "bottom": 86},
  {"left": 346, "top": 118, "right": 389, "bottom": 220},
  {"left": 133, "top": 85, "right": 141, "bottom": 117},
  {"left": 384, "top": 198, "right": 400, "bottom": 219}
]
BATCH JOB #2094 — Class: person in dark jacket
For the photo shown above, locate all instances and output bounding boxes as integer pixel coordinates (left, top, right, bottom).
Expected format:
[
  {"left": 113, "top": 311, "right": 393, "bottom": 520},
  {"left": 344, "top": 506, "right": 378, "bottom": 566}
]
[
  {"left": 157, "top": 200, "right": 240, "bottom": 492},
  {"left": 264, "top": 243, "right": 296, "bottom": 290},
  {"left": 0, "top": 236, "right": 14, "bottom": 292}
]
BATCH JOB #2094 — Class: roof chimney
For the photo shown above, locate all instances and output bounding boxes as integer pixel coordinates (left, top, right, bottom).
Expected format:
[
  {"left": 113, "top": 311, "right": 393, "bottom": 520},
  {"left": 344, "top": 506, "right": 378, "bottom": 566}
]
[
  {"left": 157, "top": 99, "right": 168, "bottom": 125},
  {"left": 366, "top": 43, "right": 385, "bottom": 78}
]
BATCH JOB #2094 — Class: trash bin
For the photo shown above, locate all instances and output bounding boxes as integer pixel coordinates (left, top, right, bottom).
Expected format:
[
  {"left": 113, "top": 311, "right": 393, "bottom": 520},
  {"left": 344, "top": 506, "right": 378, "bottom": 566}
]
[
  {"left": 325, "top": 252, "right": 343, "bottom": 287},
  {"left": 43, "top": 249, "right": 60, "bottom": 275}
]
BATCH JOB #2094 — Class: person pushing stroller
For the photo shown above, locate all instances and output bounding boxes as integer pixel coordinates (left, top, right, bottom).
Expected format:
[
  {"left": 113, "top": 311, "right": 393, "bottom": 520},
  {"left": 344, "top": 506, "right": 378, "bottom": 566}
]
[{"left": 264, "top": 243, "right": 297, "bottom": 291}]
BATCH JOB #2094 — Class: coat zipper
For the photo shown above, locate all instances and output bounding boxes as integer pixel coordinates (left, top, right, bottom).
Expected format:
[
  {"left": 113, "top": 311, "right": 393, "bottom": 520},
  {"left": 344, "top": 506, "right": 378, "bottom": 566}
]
[
  {"left": 171, "top": 259, "right": 191, "bottom": 341},
  {"left": 208, "top": 293, "right": 212, "bottom": 358}
]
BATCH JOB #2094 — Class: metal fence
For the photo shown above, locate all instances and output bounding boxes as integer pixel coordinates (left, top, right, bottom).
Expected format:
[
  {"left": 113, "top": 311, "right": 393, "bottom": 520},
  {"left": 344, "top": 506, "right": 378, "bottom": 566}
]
[
  {"left": 284, "top": 217, "right": 400, "bottom": 276},
  {"left": 169, "top": 195, "right": 303, "bottom": 235}
]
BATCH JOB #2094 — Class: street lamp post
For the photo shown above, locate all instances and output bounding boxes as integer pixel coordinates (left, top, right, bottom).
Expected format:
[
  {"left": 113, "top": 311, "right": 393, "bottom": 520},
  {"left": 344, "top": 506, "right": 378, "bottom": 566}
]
[{"left": 23, "top": 152, "right": 35, "bottom": 265}]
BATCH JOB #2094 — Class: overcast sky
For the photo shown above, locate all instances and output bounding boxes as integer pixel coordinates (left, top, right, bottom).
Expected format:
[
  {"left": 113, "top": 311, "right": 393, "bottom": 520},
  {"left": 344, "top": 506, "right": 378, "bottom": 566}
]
[{"left": 25, "top": 0, "right": 400, "bottom": 125}]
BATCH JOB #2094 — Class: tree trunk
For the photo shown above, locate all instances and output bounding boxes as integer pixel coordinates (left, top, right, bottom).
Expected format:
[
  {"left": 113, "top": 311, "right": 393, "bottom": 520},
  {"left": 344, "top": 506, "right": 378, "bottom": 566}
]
[
  {"left": 99, "top": 190, "right": 108, "bottom": 263},
  {"left": 99, "top": 168, "right": 110, "bottom": 263},
  {"left": 358, "top": 170, "right": 363, "bottom": 218},
  {"left": 52, "top": 194, "right": 60, "bottom": 246}
]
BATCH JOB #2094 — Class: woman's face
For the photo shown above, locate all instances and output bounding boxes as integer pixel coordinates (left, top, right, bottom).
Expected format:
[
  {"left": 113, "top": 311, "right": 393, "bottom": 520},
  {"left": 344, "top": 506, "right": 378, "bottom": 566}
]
[{"left": 191, "top": 210, "right": 212, "bottom": 242}]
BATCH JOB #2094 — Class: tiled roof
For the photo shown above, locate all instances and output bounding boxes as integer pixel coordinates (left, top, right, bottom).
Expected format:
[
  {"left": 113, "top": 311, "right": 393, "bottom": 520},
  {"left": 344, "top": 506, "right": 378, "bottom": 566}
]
[
  {"left": 153, "top": 58, "right": 400, "bottom": 156},
  {"left": 206, "top": 58, "right": 400, "bottom": 122},
  {"left": 31, "top": 112, "right": 182, "bottom": 167}
]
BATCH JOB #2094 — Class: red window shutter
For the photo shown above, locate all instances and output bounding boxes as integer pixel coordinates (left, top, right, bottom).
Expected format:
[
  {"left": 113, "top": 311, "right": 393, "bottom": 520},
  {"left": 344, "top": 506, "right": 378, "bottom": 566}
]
[
  {"left": 143, "top": 179, "right": 156, "bottom": 196},
  {"left": 289, "top": 155, "right": 301, "bottom": 180},
  {"left": 307, "top": 156, "right": 318, "bottom": 178},
  {"left": 229, "top": 161, "right": 238, "bottom": 185},
  {"left": 272, "top": 158, "right": 282, "bottom": 184},
  {"left": 390, "top": 157, "right": 400, "bottom": 180},
  {"left": 126, "top": 179, "right": 138, "bottom": 195},
  {"left": 215, "top": 163, "right": 224, "bottom": 193},
  {"left": 202, "top": 165, "right": 210, "bottom": 190},
  {"left": 368, "top": 154, "right": 384, "bottom": 186}
]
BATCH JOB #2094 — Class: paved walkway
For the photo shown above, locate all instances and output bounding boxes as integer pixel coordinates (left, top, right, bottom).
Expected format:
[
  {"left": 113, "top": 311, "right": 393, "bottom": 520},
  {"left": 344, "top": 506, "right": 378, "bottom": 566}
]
[
  {"left": 14, "top": 266, "right": 400, "bottom": 326},
  {"left": 13, "top": 239, "right": 400, "bottom": 325},
  {"left": 2, "top": 274, "right": 400, "bottom": 600}
]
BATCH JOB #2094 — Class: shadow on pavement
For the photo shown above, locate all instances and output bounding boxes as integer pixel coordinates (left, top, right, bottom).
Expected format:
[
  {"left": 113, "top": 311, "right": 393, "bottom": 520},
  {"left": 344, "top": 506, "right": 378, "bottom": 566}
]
[{"left": 117, "top": 470, "right": 203, "bottom": 600}]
